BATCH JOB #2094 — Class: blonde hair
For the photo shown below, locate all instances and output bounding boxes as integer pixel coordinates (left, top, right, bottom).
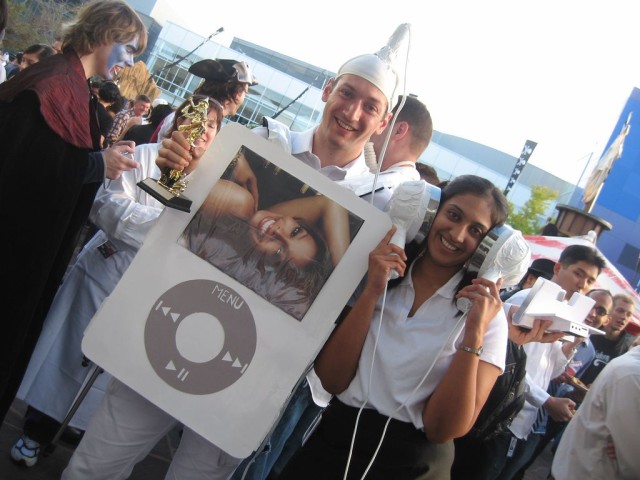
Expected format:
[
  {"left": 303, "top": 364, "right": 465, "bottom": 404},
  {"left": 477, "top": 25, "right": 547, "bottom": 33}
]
[
  {"left": 62, "top": 0, "right": 147, "bottom": 56},
  {"left": 613, "top": 293, "right": 634, "bottom": 308}
]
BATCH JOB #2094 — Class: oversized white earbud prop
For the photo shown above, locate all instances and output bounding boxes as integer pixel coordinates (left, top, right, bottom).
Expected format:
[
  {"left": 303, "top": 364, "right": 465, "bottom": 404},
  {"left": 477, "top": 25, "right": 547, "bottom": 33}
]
[
  {"left": 456, "top": 225, "right": 531, "bottom": 312},
  {"left": 386, "top": 180, "right": 441, "bottom": 279}
]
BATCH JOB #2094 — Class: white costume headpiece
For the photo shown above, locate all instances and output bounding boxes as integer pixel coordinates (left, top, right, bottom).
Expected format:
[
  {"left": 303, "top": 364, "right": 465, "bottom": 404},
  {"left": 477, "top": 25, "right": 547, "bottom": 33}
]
[{"left": 337, "top": 23, "right": 410, "bottom": 111}]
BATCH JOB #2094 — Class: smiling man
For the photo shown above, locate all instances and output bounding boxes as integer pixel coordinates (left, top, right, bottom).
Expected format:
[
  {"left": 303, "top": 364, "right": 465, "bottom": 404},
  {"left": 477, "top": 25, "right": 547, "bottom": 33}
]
[
  {"left": 578, "top": 293, "right": 635, "bottom": 385},
  {"left": 73, "top": 24, "right": 405, "bottom": 480},
  {"left": 0, "top": 0, "right": 146, "bottom": 427},
  {"left": 104, "top": 93, "right": 152, "bottom": 147},
  {"left": 507, "top": 288, "right": 615, "bottom": 476},
  {"left": 540, "top": 293, "right": 636, "bottom": 478},
  {"left": 490, "top": 244, "right": 607, "bottom": 479}
]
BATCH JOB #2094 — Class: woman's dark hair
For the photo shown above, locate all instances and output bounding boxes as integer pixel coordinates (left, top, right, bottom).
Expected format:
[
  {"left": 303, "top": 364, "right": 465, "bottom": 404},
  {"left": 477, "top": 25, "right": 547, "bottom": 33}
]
[
  {"left": 23, "top": 43, "right": 56, "bottom": 61},
  {"left": 98, "top": 81, "right": 121, "bottom": 103},
  {"left": 389, "top": 175, "right": 508, "bottom": 305},
  {"left": 438, "top": 175, "right": 508, "bottom": 227},
  {"left": 106, "top": 95, "right": 127, "bottom": 115},
  {"left": 148, "top": 104, "right": 174, "bottom": 128},
  {"left": 278, "top": 216, "right": 333, "bottom": 295}
]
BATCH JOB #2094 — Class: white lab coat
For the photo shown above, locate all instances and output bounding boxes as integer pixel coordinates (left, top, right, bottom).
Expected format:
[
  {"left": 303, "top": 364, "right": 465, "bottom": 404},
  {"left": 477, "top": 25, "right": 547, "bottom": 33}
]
[{"left": 17, "top": 143, "right": 165, "bottom": 429}]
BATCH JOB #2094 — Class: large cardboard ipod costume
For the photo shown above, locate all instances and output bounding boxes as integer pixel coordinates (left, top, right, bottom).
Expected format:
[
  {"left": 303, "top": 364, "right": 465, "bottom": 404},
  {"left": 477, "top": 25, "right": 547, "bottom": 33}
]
[{"left": 82, "top": 123, "right": 392, "bottom": 457}]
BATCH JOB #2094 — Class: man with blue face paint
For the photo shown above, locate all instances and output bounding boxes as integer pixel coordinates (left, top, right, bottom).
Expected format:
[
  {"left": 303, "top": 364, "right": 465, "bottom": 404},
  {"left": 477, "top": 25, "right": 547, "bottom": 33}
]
[
  {"left": 105, "top": 42, "right": 138, "bottom": 81},
  {"left": 0, "top": 0, "right": 147, "bottom": 432}
]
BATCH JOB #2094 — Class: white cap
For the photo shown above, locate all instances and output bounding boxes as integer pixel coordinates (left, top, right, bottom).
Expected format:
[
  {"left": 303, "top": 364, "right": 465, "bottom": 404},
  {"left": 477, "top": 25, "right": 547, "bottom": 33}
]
[{"left": 337, "top": 24, "right": 410, "bottom": 111}]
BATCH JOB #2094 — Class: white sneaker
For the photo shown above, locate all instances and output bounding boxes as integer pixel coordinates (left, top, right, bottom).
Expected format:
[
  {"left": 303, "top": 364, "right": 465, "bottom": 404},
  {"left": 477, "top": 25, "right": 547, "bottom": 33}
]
[{"left": 10, "top": 435, "right": 40, "bottom": 467}]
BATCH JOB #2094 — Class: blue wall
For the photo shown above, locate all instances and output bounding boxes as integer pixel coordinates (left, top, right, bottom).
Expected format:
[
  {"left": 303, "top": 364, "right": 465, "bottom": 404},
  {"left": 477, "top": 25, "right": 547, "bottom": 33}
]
[{"left": 575, "top": 87, "right": 640, "bottom": 288}]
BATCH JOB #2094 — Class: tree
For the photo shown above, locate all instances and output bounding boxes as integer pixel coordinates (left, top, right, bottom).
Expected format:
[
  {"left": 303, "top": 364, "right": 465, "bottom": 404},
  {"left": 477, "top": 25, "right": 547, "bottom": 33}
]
[
  {"left": 3, "top": 0, "right": 79, "bottom": 52},
  {"left": 508, "top": 185, "right": 558, "bottom": 235}
]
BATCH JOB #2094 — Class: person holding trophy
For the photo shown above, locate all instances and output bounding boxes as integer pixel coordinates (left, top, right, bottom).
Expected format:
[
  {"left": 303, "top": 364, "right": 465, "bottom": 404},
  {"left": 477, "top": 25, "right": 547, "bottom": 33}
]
[
  {"left": 65, "top": 23, "right": 413, "bottom": 480},
  {"left": 11, "top": 95, "right": 223, "bottom": 468},
  {"left": 0, "top": 0, "right": 146, "bottom": 428},
  {"left": 141, "top": 59, "right": 258, "bottom": 212}
]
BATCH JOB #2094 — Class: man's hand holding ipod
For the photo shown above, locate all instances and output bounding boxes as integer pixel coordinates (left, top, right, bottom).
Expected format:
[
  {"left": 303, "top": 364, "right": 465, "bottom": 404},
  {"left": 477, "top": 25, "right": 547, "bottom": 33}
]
[{"left": 506, "top": 304, "right": 565, "bottom": 345}]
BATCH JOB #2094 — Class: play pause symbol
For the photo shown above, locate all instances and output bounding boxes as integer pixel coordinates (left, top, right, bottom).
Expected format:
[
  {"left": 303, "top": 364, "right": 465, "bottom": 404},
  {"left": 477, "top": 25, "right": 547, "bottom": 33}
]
[{"left": 166, "top": 361, "right": 189, "bottom": 382}]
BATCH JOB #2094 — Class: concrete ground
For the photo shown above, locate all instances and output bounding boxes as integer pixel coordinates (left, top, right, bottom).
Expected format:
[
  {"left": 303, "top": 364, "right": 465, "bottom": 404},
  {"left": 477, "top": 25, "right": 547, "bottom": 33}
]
[
  {"left": 524, "top": 443, "right": 554, "bottom": 480},
  {"left": 0, "top": 398, "right": 174, "bottom": 479},
  {"left": 0, "top": 397, "right": 554, "bottom": 479}
]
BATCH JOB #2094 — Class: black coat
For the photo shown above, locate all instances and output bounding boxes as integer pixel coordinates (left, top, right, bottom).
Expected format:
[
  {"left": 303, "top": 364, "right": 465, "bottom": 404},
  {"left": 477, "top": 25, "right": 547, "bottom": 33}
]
[{"left": 0, "top": 60, "right": 100, "bottom": 423}]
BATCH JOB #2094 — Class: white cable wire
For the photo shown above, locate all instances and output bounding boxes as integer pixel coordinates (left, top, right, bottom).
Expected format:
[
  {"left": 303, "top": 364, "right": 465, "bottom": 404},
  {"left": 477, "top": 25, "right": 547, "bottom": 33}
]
[
  {"left": 342, "top": 284, "right": 388, "bottom": 480},
  {"left": 341, "top": 276, "right": 467, "bottom": 480},
  {"left": 369, "top": 25, "right": 412, "bottom": 206},
  {"left": 359, "top": 311, "right": 467, "bottom": 479},
  {"left": 343, "top": 25, "right": 422, "bottom": 479}
]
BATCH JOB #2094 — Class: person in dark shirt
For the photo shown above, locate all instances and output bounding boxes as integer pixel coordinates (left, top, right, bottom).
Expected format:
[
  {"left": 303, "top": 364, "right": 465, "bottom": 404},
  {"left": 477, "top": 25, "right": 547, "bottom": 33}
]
[
  {"left": 96, "top": 80, "right": 122, "bottom": 145},
  {"left": 579, "top": 293, "right": 634, "bottom": 385},
  {"left": 500, "top": 257, "right": 556, "bottom": 302},
  {"left": 19, "top": 43, "right": 56, "bottom": 71},
  {"left": 123, "top": 103, "right": 173, "bottom": 145}
]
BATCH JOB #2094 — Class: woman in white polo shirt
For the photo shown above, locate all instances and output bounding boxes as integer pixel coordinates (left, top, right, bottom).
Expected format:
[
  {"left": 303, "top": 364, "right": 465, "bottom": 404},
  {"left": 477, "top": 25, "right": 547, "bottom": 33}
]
[{"left": 279, "top": 174, "right": 510, "bottom": 480}]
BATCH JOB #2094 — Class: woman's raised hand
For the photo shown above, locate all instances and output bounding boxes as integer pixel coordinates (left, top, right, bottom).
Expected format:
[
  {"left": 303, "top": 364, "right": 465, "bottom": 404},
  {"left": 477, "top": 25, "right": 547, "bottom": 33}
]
[
  {"left": 457, "top": 277, "right": 503, "bottom": 332},
  {"left": 364, "top": 227, "right": 407, "bottom": 296}
]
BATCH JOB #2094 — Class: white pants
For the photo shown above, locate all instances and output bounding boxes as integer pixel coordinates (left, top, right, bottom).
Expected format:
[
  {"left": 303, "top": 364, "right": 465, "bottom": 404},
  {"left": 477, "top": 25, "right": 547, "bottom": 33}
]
[{"left": 62, "top": 379, "right": 241, "bottom": 480}]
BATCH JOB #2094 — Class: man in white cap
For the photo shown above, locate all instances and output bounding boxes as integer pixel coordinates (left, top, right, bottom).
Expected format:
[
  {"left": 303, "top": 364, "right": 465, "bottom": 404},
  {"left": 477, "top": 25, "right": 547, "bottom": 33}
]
[
  {"left": 158, "top": 25, "right": 408, "bottom": 176},
  {"left": 62, "top": 25, "right": 411, "bottom": 480},
  {"left": 167, "top": 26, "right": 407, "bottom": 480},
  {"left": 227, "top": 25, "right": 412, "bottom": 480}
]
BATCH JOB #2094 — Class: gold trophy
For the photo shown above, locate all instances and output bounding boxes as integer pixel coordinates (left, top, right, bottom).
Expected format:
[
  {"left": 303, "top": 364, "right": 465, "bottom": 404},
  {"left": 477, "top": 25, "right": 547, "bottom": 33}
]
[{"left": 138, "top": 97, "right": 210, "bottom": 212}]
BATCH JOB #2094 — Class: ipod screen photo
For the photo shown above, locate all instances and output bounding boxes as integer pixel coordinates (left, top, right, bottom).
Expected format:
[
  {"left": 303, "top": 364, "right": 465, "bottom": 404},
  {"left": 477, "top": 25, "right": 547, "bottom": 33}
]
[{"left": 179, "top": 146, "right": 364, "bottom": 320}]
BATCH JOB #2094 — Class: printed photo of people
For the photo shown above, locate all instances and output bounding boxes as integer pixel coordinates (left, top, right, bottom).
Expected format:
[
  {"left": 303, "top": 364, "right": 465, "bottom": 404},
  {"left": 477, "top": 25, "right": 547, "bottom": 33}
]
[{"left": 180, "top": 146, "right": 363, "bottom": 320}]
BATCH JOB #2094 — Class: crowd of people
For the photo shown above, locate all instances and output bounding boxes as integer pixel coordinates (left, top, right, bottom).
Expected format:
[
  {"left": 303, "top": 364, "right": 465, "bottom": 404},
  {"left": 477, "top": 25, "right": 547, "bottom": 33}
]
[{"left": 1, "top": 1, "right": 639, "bottom": 479}]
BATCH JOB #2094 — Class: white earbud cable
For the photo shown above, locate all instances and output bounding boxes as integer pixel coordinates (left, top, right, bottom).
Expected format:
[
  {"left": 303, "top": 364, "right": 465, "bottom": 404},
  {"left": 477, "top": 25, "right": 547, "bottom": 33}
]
[
  {"left": 368, "top": 25, "right": 411, "bottom": 207},
  {"left": 342, "top": 276, "right": 467, "bottom": 479}
]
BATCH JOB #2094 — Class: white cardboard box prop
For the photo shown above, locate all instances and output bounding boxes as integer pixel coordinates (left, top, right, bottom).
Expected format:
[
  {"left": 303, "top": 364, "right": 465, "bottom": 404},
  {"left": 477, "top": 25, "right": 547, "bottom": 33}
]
[
  {"left": 82, "top": 123, "right": 392, "bottom": 457},
  {"left": 510, "top": 277, "right": 602, "bottom": 338}
]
